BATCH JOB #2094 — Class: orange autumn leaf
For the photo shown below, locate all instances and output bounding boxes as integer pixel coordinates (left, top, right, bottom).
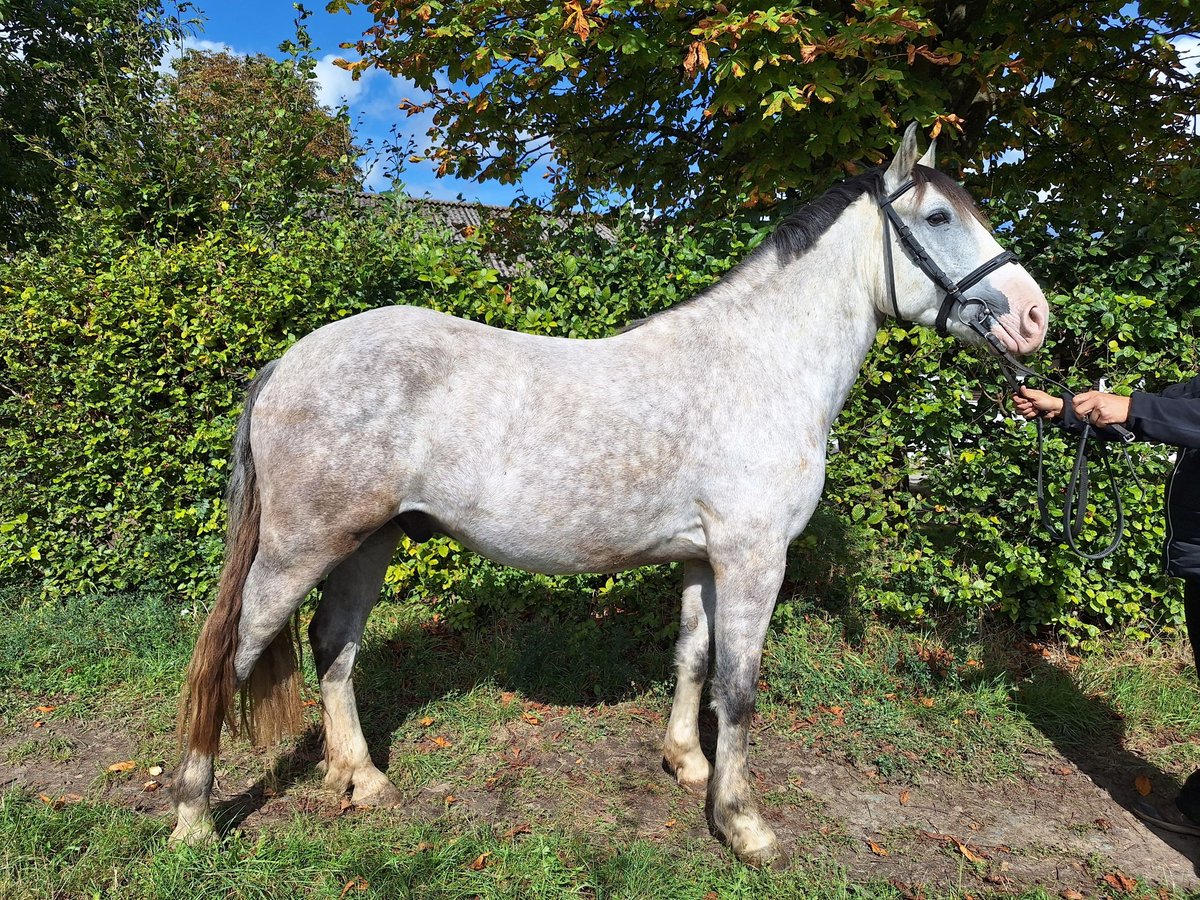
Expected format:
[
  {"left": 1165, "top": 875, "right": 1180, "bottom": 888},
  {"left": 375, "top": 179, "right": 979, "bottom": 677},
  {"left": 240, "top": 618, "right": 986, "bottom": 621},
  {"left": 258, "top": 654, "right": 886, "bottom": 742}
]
[
  {"left": 431, "top": 735, "right": 452, "bottom": 748},
  {"left": 35, "top": 705, "right": 56, "bottom": 713},
  {"left": 503, "top": 822, "right": 532, "bottom": 839},
  {"left": 954, "top": 839, "right": 985, "bottom": 863},
  {"left": 899, "top": 789, "right": 910, "bottom": 806},
  {"left": 521, "top": 711, "right": 542, "bottom": 726},
  {"left": 469, "top": 851, "right": 491, "bottom": 870},
  {"left": 664, "top": 818, "right": 677, "bottom": 828},
  {"left": 1103, "top": 872, "right": 1137, "bottom": 893},
  {"left": 338, "top": 876, "right": 369, "bottom": 898},
  {"left": 107, "top": 760, "right": 136, "bottom": 773},
  {"left": 420, "top": 716, "right": 435, "bottom": 727},
  {"left": 919, "top": 697, "right": 935, "bottom": 708},
  {"left": 1135, "top": 775, "right": 1152, "bottom": 796},
  {"left": 683, "top": 41, "right": 710, "bottom": 78},
  {"left": 867, "top": 840, "right": 889, "bottom": 856}
]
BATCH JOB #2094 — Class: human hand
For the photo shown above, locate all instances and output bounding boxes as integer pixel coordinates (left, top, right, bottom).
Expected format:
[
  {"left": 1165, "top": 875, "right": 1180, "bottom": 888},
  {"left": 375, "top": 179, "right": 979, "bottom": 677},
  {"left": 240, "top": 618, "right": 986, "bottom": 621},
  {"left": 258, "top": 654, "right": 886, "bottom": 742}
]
[
  {"left": 1071, "top": 391, "right": 1131, "bottom": 429},
  {"left": 1012, "top": 386, "right": 1063, "bottom": 420}
]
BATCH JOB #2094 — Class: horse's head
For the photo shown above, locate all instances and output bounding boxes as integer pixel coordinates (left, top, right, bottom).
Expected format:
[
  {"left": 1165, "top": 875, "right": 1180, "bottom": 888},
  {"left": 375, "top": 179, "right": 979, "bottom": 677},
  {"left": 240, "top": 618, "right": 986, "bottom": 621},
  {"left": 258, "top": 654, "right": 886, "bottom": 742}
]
[{"left": 878, "top": 124, "right": 1048, "bottom": 358}]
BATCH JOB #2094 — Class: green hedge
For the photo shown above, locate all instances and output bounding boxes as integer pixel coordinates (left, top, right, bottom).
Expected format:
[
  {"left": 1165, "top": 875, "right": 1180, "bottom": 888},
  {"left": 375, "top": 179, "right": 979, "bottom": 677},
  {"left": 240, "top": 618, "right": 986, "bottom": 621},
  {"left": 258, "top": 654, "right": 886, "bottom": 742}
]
[{"left": 1, "top": 197, "right": 1196, "bottom": 643}]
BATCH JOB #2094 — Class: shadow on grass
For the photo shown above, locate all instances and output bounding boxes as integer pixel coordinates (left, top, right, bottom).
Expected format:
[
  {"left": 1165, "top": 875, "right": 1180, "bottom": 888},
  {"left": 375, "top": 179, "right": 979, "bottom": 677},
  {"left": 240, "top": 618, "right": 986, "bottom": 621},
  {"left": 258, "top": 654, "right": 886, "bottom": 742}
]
[{"left": 975, "top": 625, "right": 1200, "bottom": 873}]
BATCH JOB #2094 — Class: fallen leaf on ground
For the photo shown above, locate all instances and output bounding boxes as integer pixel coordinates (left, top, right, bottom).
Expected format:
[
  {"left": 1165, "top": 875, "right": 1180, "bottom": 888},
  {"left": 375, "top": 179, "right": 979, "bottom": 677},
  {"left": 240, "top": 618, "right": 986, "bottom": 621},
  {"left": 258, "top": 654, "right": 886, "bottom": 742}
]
[
  {"left": 142, "top": 780, "right": 161, "bottom": 792},
  {"left": 469, "top": 852, "right": 491, "bottom": 870},
  {"left": 664, "top": 819, "right": 677, "bottom": 828},
  {"left": 106, "top": 760, "right": 136, "bottom": 773},
  {"left": 445, "top": 794, "right": 458, "bottom": 805},
  {"left": 431, "top": 735, "right": 452, "bottom": 749},
  {"left": 867, "top": 840, "right": 889, "bottom": 856},
  {"left": 919, "top": 697, "right": 935, "bottom": 708},
  {"left": 954, "top": 839, "right": 986, "bottom": 863},
  {"left": 503, "top": 823, "right": 531, "bottom": 840},
  {"left": 899, "top": 789, "right": 910, "bottom": 806},
  {"left": 1059, "top": 889, "right": 1085, "bottom": 900},
  {"left": 62, "top": 793, "right": 84, "bottom": 805},
  {"left": 1104, "top": 872, "right": 1137, "bottom": 893},
  {"left": 419, "top": 716, "right": 434, "bottom": 727},
  {"left": 521, "top": 712, "right": 542, "bottom": 726},
  {"left": 415, "top": 841, "right": 434, "bottom": 852},
  {"left": 33, "top": 721, "right": 44, "bottom": 728},
  {"left": 38, "top": 794, "right": 63, "bottom": 809},
  {"left": 338, "top": 877, "right": 369, "bottom": 897},
  {"left": 499, "top": 691, "right": 517, "bottom": 706},
  {"left": 338, "top": 797, "right": 354, "bottom": 813},
  {"left": 35, "top": 705, "right": 56, "bottom": 713},
  {"left": 1135, "top": 775, "right": 1152, "bottom": 796}
]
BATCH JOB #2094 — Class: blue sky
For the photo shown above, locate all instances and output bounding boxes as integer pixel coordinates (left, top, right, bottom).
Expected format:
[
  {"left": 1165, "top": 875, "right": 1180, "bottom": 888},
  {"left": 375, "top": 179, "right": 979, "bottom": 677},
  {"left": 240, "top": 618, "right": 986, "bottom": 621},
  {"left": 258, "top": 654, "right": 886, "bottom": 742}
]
[{"left": 175, "top": 1, "right": 537, "bottom": 205}]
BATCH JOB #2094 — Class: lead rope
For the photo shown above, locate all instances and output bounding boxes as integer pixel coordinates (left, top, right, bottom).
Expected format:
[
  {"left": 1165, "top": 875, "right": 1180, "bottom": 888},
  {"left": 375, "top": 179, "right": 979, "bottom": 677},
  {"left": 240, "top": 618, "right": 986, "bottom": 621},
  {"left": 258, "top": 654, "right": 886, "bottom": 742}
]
[{"left": 989, "top": 350, "right": 1141, "bottom": 561}]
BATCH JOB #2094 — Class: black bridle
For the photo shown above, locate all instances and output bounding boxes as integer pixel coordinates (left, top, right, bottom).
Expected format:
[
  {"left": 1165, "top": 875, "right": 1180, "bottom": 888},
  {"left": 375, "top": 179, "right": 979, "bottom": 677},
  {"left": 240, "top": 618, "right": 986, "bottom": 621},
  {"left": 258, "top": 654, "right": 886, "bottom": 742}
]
[{"left": 878, "top": 178, "right": 1138, "bottom": 561}]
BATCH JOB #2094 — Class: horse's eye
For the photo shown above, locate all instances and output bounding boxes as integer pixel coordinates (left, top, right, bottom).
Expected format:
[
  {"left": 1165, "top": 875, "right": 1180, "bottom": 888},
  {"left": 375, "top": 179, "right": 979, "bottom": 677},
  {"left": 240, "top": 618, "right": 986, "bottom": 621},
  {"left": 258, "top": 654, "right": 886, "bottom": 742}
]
[{"left": 926, "top": 210, "right": 951, "bottom": 227}]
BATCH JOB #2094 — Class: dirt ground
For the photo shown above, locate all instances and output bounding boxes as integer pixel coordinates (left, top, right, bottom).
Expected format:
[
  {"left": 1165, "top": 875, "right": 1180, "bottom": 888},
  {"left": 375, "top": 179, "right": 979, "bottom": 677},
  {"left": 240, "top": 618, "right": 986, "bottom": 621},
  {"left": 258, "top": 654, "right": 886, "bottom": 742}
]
[{"left": 4, "top": 706, "right": 1198, "bottom": 898}]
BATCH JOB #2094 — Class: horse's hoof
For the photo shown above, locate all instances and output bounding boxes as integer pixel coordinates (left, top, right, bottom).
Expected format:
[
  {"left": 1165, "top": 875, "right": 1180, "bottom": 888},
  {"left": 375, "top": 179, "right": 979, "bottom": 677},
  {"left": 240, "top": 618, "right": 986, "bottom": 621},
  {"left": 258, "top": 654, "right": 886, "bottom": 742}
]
[
  {"left": 351, "top": 779, "right": 404, "bottom": 808},
  {"left": 736, "top": 839, "right": 789, "bottom": 870},
  {"left": 168, "top": 817, "right": 217, "bottom": 847},
  {"left": 663, "top": 751, "right": 710, "bottom": 796}
]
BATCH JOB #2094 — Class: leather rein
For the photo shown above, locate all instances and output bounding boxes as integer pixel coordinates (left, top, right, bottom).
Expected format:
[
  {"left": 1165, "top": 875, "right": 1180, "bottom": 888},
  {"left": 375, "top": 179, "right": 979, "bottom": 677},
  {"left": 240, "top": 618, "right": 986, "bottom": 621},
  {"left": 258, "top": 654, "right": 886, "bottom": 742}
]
[{"left": 879, "top": 179, "right": 1137, "bottom": 561}]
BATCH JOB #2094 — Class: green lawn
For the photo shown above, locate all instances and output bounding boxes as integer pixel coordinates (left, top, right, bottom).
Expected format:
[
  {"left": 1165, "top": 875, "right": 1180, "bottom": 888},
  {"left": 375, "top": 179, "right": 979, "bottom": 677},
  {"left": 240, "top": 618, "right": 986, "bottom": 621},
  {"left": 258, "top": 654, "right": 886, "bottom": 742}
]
[{"left": 1, "top": 578, "right": 1198, "bottom": 899}]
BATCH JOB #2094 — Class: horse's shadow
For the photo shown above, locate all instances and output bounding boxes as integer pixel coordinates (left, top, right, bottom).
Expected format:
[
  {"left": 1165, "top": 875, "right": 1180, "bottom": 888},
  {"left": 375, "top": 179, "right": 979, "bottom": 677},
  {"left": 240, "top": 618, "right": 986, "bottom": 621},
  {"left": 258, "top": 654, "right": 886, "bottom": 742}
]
[{"left": 213, "top": 564, "right": 685, "bottom": 831}]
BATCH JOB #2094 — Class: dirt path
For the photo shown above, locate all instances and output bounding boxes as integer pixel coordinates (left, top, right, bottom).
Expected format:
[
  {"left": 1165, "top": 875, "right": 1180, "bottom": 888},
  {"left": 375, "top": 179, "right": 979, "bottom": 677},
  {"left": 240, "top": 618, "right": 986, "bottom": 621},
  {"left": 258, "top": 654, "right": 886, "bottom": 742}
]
[{"left": 4, "top": 711, "right": 1197, "bottom": 896}]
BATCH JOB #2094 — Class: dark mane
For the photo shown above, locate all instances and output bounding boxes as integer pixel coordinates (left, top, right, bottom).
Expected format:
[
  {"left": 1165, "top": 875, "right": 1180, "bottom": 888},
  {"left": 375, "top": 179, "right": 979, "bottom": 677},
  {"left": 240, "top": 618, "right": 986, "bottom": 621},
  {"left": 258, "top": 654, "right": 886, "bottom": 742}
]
[{"left": 760, "top": 168, "right": 886, "bottom": 262}]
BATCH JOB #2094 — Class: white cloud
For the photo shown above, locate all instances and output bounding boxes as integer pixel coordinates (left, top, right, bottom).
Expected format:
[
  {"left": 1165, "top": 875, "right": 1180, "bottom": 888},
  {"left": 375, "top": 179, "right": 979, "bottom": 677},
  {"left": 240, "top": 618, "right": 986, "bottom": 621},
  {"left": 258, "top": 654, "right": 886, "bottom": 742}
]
[
  {"left": 313, "top": 53, "right": 373, "bottom": 110},
  {"left": 1174, "top": 34, "right": 1199, "bottom": 76}
]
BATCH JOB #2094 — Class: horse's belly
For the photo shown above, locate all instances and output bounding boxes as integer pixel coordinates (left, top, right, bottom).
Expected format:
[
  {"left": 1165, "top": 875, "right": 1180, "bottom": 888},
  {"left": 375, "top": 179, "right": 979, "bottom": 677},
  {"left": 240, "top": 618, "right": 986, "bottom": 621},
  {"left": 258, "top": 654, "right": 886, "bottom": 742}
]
[{"left": 430, "top": 515, "right": 708, "bottom": 575}]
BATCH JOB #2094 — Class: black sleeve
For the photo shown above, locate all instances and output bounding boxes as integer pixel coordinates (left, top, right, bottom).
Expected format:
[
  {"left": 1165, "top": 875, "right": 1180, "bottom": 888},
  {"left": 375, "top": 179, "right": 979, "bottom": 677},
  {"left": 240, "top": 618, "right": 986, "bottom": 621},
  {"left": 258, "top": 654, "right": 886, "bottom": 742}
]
[
  {"left": 1159, "top": 375, "right": 1200, "bottom": 401},
  {"left": 1127, "top": 389, "right": 1200, "bottom": 449},
  {"left": 1055, "top": 391, "right": 1130, "bottom": 443}
]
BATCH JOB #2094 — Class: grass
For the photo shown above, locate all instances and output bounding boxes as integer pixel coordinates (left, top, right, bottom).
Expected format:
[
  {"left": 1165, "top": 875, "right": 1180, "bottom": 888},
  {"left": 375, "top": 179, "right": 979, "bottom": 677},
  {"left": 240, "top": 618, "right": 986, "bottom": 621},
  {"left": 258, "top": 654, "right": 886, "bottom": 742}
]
[
  {"left": 2, "top": 575, "right": 1199, "bottom": 898},
  {"left": 0, "top": 790, "right": 1149, "bottom": 900}
]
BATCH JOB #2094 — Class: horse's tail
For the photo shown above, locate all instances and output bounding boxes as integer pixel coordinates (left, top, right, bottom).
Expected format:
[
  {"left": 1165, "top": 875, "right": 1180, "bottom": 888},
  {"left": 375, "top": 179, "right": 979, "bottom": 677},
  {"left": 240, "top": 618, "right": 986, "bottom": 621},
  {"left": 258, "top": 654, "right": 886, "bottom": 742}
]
[{"left": 177, "top": 359, "right": 301, "bottom": 758}]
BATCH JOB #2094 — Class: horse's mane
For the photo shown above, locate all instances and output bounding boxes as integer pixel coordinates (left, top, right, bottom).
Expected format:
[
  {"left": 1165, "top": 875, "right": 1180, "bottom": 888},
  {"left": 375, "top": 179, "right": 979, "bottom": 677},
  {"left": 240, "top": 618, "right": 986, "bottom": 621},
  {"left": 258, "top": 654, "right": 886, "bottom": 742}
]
[{"left": 622, "top": 164, "right": 986, "bottom": 331}]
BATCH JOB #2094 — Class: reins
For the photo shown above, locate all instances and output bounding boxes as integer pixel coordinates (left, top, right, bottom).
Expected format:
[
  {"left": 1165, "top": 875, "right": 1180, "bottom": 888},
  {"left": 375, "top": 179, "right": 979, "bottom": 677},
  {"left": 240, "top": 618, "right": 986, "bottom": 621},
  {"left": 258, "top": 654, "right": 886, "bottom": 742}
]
[{"left": 880, "top": 178, "right": 1140, "bottom": 561}]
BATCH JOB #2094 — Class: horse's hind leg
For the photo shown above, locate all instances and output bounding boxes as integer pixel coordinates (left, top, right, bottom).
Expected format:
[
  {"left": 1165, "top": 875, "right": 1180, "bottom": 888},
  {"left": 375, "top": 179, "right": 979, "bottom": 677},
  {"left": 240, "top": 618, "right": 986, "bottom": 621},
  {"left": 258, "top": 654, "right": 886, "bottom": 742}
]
[
  {"left": 309, "top": 521, "right": 404, "bottom": 807},
  {"left": 663, "top": 560, "right": 716, "bottom": 794},
  {"left": 173, "top": 530, "right": 348, "bottom": 844}
]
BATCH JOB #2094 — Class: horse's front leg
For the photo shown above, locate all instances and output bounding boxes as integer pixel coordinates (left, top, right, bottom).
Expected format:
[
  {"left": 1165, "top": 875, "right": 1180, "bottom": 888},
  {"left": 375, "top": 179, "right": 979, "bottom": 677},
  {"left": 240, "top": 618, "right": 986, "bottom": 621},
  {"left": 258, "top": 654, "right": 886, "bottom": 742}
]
[
  {"left": 663, "top": 560, "right": 716, "bottom": 794},
  {"left": 707, "top": 543, "right": 788, "bottom": 868}
]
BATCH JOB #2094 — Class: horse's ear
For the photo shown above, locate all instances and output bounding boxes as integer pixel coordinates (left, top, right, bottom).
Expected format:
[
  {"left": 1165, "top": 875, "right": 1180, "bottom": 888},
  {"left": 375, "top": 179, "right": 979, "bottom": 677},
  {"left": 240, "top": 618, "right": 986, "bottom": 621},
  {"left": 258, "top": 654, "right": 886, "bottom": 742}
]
[
  {"left": 885, "top": 122, "right": 921, "bottom": 192},
  {"left": 917, "top": 136, "right": 936, "bottom": 169}
]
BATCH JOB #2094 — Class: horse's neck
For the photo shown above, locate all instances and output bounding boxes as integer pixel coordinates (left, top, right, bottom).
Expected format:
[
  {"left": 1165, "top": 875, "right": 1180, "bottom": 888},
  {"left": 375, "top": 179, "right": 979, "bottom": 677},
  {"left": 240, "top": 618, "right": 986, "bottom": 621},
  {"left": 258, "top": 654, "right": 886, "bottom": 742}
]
[{"left": 662, "top": 200, "right": 884, "bottom": 435}]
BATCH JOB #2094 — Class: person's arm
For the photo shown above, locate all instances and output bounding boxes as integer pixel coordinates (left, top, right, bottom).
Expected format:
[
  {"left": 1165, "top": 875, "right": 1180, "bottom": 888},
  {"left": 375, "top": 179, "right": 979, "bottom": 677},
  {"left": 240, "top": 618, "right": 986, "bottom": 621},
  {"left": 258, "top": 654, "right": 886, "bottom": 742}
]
[
  {"left": 1013, "top": 386, "right": 1128, "bottom": 442},
  {"left": 1125, "top": 376, "right": 1200, "bottom": 449}
]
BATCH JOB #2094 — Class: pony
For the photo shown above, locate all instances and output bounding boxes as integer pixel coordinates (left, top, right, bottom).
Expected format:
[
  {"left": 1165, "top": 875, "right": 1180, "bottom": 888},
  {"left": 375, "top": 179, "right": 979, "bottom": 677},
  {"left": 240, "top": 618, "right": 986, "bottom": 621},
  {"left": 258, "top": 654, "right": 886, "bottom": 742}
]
[{"left": 172, "top": 125, "right": 1048, "bottom": 866}]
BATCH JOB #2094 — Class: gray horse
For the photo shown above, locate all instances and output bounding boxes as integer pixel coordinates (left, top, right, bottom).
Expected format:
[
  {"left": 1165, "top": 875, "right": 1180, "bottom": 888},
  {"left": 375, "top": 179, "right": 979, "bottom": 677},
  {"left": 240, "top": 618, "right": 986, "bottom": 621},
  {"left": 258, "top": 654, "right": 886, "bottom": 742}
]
[{"left": 172, "top": 125, "right": 1048, "bottom": 866}]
